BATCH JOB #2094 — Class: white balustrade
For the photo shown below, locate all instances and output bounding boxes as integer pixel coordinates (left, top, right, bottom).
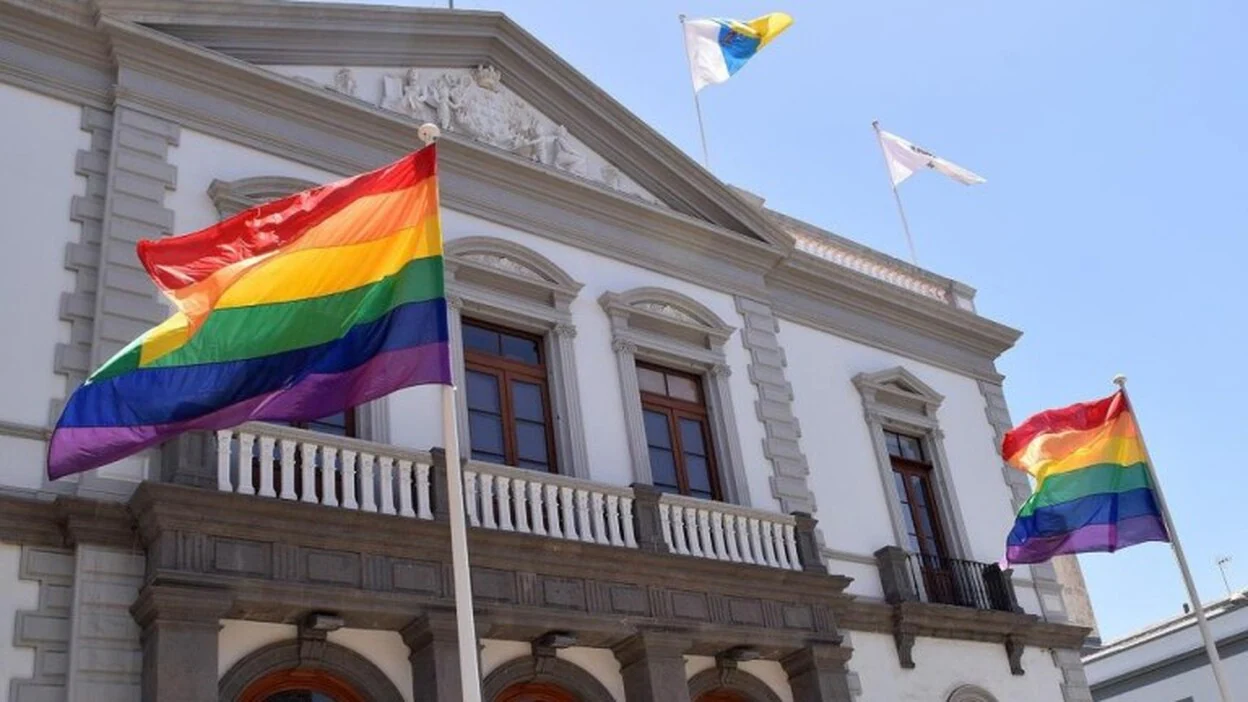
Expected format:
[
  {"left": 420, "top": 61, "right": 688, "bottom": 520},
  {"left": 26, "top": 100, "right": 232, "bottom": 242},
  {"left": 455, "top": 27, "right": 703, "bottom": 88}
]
[
  {"left": 458, "top": 461, "right": 638, "bottom": 549},
  {"left": 214, "top": 424, "right": 434, "bottom": 521},
  {"left": 657, "top": 494, "right": 803, "bottom": 571}
]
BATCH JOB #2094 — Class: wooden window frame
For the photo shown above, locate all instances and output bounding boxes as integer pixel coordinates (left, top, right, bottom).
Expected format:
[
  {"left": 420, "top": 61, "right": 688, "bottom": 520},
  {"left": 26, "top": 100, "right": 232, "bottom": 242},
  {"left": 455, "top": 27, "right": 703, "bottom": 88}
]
[
  {"left": 463, "top": 318, "right": 559, "bottom": 473},
  {"left": 638, "top": 362, "right": 723, "bottom": 500},
  {"left": 885, "top": 430, "right": 949, "bottom": 559}
]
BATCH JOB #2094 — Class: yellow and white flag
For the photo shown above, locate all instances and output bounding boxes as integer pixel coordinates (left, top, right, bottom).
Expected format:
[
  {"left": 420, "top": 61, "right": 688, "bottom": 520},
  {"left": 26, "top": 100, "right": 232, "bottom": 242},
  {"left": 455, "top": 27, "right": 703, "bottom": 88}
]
[{"left": 876, "top": 127, "right": 986, "bottom": 186}]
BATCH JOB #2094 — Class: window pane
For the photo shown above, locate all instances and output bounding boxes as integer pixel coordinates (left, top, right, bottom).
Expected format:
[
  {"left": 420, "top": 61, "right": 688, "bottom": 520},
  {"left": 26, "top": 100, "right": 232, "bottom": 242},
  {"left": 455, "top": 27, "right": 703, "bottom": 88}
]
[
  {"left": 643, "top": 410, "right": 672, "bottom": 449},
  {"left": 918, "top": 508, "right": 936, "bottom": 542},
  {"left": 666, "top": 374, "right": 699, "bottom": 403},
  {"left": 511, "top": 381, "right": 545, "bottom": 422},
  {"left": 885, "top": 431, "right": 902, "bottom": 457},
  {"left": 901, "top": 435, "right": 924, "bottom": 462},
  {"left": 306, "top": 411, "right": 347, "bottom": 436},
  {"left": 501, "top": 333, "right": 540, "bottom": 365},
  {"left": 908, "top": 534, "right": 922, "bottom": 553},
  {"left": 468, "top": 411, "right": 505, "bottom": 457},
  {"left": 648, "top": 448, "right": 679, "bottom": 491},
  {"left": 678, "top": 418, "right": 706, "bottom": 456},
  {"left": 515, "top": 420, "right": 549, "bottom": 464},
  {"left": 685, "top": 455, "right": 712, "bottom": 495},
  {"left": 466, "top": 371, "right": 501, "bottom": 413},
  {"left": 909, "top": 475, "right": 928, "bottom": 507},
  {"left": 463, "top": 323, "right": 500, "bottom": 355},
  {"left": 893, "top": 472, "right": 909, "bottom": 503},
  {"left": 637, "top": 366, "right": 666, "bottom": 395},
  {"left": 900, "top": 506, "right": 917, "bottom": 536}
]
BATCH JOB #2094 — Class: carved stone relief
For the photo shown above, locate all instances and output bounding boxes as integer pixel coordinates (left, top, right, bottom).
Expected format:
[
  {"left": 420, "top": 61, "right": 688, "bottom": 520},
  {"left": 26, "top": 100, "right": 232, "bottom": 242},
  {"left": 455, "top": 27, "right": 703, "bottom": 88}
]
[{"left": 275, "top": 64, "right": 662, "bottom": 204}]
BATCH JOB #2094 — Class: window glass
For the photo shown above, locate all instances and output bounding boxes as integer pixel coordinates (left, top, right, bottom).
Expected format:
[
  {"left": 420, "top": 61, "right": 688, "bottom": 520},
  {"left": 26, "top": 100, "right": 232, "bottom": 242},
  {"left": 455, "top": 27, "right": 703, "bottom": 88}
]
[
  {"left": 463, "top": 323, "right": 500, "bottom": 355},
  {"left": 463, "top": 320, "right": 555, "bottom": 473},
  {"left": 501, "top": 333, "right": 540, "bottom": 365},
  {"left": 666, "top": 374, "right": 699, "bottom": 403},
  {"left": 636, "top": 366, "right": 666, "bottom": 395},
  {"left": 466, "top": 371, "right": 501, "bottom": 413},
  {"left": 638, "top": 364, "right": 720, "bottom": 500},
  {"left": 643, "top": 410, "right": 672, "bottom": 449}
]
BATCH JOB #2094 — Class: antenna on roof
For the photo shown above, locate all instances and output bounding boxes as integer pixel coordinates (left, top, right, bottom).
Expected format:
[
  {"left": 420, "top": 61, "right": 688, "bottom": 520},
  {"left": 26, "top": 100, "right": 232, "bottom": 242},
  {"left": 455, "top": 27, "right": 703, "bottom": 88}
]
[{"left": 1217, "top": 556, "right": 1234, "bottom": 597}]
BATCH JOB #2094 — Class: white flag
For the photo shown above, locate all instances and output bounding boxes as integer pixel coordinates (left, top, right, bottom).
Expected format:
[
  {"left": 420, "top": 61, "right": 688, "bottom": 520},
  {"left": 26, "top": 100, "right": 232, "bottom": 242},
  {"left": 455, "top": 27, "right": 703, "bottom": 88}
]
[{"left": 877, "top": 128, "right": 986, "bottom": 187}]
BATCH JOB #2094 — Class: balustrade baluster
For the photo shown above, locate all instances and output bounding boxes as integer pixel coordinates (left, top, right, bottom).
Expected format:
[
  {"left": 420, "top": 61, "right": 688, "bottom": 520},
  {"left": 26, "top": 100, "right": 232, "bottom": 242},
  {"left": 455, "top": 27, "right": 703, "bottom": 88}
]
[
  {"left": 237, "top": 433, "right": 255, "bottom": 495},
  {"left": 659, "top": 503, "right": 673, "bottom": 550},
  {"left": 697, "top": 509, "right": 713, "bottom": 558},
  {"left": 724, "top": 514, "right": 742, "bottom": 562},
  {"left": 589, "top": 493, "right": 607, "bottom": 545},
  {"left": 300, "top": 443, "right": 317, "bottom": 503},
  {"left": 321, "top": 447, "right": 339, "bottom": 507},
  {"left": 606, "top": 495, "right": 623, "bottom": 546},
  {"left": 737, "top": 517, "right": 756, "bottom": 564},
  {"left": 463, "top": 470, "right": 480, "bottom": 527},
  {"left": 378, "top": 456, "right": 396, "bottom": 515},
  {"left": 710, "top": 512, "right": 727, "bottom": 560},
  {"left": 398, "top": 460, "right": 416, "bottom": 518},
  {"left": 496, "top": 476, "right": 513, "bottom": 531},
  {"left": 512, "top": 479, "right": 530, "bottom": 534},
  {"left": 216, "top": 431, "right": 233, "bottom": 492},
  {"left": 784, "top": 524, "right": 801, "bottom": 570},
  {"left": 683, "top": 507, "right": 702, "bottom": 557},
  {"left": 340, "top": 449, "right": 358, "bottom": 509},
  {"left": 480, "top": 475, "right": 498, "bottom": 529},
  {"left": 771, "top": 522, "right": 790, "bottom": 569},
  {"left": 560, "top": 486, "right": 579, "bottom": 540},
  {"left": 621, "top": 497, "right": 637, "bottom": 548},
  {"left": 414, "top": 461, "right": 432, "bottom": 519},
  {"left": 671, "top": 506, "right": 690, "bottom": 555},
  {"left": 257, "top": 436, "right": 276, "bottom": 498},
  {"left": 748, "top": 518, "right": 764, "bottom": 565},
  {"left": 575, "top": 490, "right": 594, "bottom": 543},
  {"left": 278, "top": 440, "right": 297, "bottom": 500},
  {"left": 528, "top": 482, "right": 545, "bottom": 536},
  {"left": 544, "top": 485, "right": 562, "bottom": 538},
  {"left": 359, "top": 454, "right": 376, "bottom": 512}
]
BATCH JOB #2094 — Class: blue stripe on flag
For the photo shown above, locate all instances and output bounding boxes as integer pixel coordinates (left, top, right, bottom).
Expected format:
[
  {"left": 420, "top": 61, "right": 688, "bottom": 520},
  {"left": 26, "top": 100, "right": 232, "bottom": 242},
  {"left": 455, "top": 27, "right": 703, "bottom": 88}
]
[{"left": 716, "top": 23, "right": 761, "bottom": 76}]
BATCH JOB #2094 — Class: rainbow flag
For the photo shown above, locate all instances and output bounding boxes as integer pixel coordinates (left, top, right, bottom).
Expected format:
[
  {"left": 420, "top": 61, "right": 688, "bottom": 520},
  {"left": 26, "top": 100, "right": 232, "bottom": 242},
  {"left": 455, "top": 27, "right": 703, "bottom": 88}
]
[
  {"left": 1002, "top": 390, "right": 1169, "bottom": 565},
  {"left": 48, "top": 146, "right": 450, "bottom": 478}
]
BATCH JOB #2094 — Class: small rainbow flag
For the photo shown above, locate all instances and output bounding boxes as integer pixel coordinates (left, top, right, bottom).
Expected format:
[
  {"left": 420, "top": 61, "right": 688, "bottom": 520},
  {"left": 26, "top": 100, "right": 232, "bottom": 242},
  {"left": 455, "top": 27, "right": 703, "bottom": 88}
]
[
  {"left": 1002, "top": 390, "right": 1170, "bottom": 565},
  {"left": 49, "top": 146, "right": 451, "bottom": 478}
]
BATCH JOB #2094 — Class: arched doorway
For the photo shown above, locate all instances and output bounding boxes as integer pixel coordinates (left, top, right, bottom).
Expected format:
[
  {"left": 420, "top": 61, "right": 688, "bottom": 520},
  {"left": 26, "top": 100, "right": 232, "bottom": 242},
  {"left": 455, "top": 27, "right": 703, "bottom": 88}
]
[
  {"left": 495, "top": 680, "right": 579, "bottom": 702},
  {"left": 238, "top": 668, "right": 367, "bottom": 702}
]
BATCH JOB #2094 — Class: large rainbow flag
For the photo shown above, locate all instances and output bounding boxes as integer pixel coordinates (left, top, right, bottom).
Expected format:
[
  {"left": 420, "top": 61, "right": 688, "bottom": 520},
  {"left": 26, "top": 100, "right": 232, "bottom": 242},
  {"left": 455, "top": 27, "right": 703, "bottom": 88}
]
[
  {"left": 1002, "top": 390, "right": 1170, "bottom": 565},
  {"left": 48, "top": 146, "right": 450, "bottom": 478}
]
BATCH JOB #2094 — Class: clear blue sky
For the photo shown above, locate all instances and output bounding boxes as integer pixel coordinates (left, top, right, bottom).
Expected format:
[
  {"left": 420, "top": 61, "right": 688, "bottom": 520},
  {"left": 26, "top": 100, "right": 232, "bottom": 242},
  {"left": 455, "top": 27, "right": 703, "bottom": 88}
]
[{"left": 374, "top": 0, "right": 1247, "bottom": 640}]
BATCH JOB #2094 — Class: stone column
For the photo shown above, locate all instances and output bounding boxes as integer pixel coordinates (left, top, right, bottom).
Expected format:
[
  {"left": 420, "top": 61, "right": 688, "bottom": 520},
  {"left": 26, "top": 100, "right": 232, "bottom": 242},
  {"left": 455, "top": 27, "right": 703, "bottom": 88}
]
[
  {"left": 610, "top": 338, "right": 653, "bottom": 485},
  {"left": 403, "top": 609, "right": 465, "bottom": 702},
  {"left": 629, "top": 483, "right": 669, "bottom": 554},
  {"left": 130, "top": 582, "right": 232, "bottom": 702},
  {"left": 159, "top": 431, "right": 217, "bottom": 488},
  {"left": 613, "top": 630, "right": 692, "bottom": 702},
  {"left": 782, "top": 644, "right": 857, "bottom": 702}
]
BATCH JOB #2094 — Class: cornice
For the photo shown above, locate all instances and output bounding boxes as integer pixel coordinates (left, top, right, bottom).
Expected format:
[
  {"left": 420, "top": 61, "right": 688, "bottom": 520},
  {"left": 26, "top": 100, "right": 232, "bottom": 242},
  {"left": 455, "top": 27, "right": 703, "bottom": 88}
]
[
  {"left": 92, "top": 0, "right": 792, "bottom": 249},
  {"left": 0, "top": 0, "right": 113, "bottom": 107},
  {"left": 840, "top": 599, "right": 1090, "bottom": 651}
]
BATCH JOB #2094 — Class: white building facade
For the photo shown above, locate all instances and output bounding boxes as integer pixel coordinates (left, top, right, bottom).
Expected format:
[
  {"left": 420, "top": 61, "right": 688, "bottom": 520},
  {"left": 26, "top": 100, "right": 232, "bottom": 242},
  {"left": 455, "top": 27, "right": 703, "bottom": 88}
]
[
  {"left": 0, "top": 1, "right": 1094, "bottom": 700},
  {"left": 1084, "top": 591, "right": 1247, "bottom": 701}
]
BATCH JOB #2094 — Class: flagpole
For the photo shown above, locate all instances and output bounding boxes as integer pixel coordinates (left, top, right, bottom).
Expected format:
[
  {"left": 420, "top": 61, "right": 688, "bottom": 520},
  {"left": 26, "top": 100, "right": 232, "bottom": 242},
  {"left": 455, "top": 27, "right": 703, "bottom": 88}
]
[
  {"left": 872, "top": 121, "right": 918, "bottom": 264},
  {"left": 419, "top": 122, "right": 482, "bottom": 702},
  {"left": 679, "top": 15, "right": 711, "bottom": 169},
  {"left": 1114, "top": 375, "right": 1234, "bottom": 702}
]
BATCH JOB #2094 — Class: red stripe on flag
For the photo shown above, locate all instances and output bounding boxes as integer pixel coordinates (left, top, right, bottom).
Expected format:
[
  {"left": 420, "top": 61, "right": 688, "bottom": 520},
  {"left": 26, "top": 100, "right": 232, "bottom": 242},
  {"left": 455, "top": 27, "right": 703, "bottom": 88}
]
[{"left": 1002, "top": 390, "right": 1129, "bottom": 462}]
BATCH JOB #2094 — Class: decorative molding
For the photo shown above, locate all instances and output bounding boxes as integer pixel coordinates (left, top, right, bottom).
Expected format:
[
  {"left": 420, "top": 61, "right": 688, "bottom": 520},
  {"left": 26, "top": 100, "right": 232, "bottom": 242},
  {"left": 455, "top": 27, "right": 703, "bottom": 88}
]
[
  {"left": 217, "top": 639, "right": 405, "bottom": 702},
  {"left": 444, "top": 236, "right": 589, "bottom": 478},
  {"left": 601, "top": 288, "right": 749, "bottom": 504},
  {"left": 855, "top": 367, "right": 972, "bottom": 559},
  {"left": 688, "top": 665, "right": 784, "bottom": 702},
  {"left": 481, "top": 655, "right": 615, "bottom": 702},
  {"left": 0, "top": 1, "right": 112, "bottom": 109},
  {"left": 206, "top": 175, "right": 320, "bottom": 218},
  {"left": 10, "top": 546, "right": 75, "bottom": 702},
  {"left": 735, "top": 295, "right": 816, "bottom": 515}
]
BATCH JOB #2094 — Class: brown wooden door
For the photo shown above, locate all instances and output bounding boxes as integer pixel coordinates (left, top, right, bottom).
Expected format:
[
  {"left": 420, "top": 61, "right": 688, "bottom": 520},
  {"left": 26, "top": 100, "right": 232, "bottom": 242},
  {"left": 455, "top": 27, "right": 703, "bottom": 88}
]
[
  {"left": 697, "top": 690, "right": 751, "bottom": 702},
  {"left": 495, "top": 681, "right": 578, "bottom": 702}
]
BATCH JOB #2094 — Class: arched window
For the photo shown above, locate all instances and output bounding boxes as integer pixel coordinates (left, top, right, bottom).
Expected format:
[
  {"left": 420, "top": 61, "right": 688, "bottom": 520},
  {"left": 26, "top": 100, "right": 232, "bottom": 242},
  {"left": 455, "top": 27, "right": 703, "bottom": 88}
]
[{"left": 238, "top": 668, "right": 365, "bottom": 702}]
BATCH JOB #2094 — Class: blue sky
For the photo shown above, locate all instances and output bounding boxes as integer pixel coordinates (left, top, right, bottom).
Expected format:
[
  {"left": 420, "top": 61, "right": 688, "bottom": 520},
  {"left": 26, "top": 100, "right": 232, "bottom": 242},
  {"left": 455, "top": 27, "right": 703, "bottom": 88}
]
[{"left": 377, "top": 0, "right": 1246, "bottom": 640}]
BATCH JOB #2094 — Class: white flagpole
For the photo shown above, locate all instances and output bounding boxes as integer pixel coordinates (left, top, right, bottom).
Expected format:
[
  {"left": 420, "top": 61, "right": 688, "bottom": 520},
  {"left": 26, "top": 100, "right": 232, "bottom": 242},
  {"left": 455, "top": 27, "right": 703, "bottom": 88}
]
[
  {"left": 442, "top": 384, "right": 482, "bottom": 701},
  {"left": 872, "top": 121, "right": 918, "bottom": 264},
  {"left": 679, "top": 15, "right": 711, "bottom": 169},
  {"left": 419, "top": 122, "right": 482, "bottom": 702},
  {"left": 1114, "top": 375, "right": 1234, "bottom": 702}
]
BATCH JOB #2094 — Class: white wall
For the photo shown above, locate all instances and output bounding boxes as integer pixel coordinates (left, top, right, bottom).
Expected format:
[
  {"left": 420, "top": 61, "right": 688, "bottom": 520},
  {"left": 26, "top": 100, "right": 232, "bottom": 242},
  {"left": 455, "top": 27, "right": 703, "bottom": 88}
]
[
  {"left": 850, "top": 631, "right": 1065, "bottom": 701},
  {"left": 0, "top": 543, "right": 39, "bottom": 694},
  {"left": 778, "top": 318, "right": 1024, "bottom": 593},
  {"left": 0, "top": 85, "right": 86, "bottom": 490}
]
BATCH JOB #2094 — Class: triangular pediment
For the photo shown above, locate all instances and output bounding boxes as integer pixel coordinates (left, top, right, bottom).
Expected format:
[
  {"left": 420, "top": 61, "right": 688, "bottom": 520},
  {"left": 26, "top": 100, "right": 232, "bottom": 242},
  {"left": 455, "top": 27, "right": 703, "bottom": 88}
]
[{"left": 97, "top": 0, "right": 792, "bottom": 249}]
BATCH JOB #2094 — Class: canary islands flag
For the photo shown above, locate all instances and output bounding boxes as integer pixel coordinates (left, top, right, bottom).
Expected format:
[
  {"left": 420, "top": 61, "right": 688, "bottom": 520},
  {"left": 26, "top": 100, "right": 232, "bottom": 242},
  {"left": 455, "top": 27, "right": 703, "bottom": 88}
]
[
  {"left": 683, "top": 12, "right": 793, "bottom": 92},
  {"left": 48, "top": 145, "right": 452, "bottom": 478}
]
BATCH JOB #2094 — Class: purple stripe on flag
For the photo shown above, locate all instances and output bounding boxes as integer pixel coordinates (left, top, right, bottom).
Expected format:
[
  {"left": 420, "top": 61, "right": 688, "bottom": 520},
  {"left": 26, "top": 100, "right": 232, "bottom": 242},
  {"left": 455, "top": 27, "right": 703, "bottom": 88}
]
[
  {"left": 48, "top": 342, "right": 450, "bottom": 479},
  {"left": 1005, "top": 514, "right": 1169, "bottom": 566}
]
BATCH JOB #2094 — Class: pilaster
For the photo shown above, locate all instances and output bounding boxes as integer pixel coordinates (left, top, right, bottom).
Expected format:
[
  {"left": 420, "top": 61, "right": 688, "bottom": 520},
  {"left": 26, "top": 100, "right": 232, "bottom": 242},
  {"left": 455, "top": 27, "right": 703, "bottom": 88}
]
[
  {"left": 402, "top": 609, "right": 467, "bottom": 702},
  {"left": 130, "top": 583, "right": 232, "bottom": 702},
  {"left": 612, "top": 630, "right": 692, "bottom": 702},
  {"left": 781, "top": 643, "right": 858, "bottom": 702}
]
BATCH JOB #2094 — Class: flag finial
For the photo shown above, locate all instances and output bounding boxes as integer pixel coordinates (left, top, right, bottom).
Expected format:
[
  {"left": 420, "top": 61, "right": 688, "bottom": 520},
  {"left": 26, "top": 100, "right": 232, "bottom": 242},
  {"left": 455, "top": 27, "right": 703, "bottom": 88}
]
[
  {"left": 1113, "top": 374, "right": 1127, "bottom": 389},
  {"left": 417, "top": 123, "right": 441, "bottom": 145}
]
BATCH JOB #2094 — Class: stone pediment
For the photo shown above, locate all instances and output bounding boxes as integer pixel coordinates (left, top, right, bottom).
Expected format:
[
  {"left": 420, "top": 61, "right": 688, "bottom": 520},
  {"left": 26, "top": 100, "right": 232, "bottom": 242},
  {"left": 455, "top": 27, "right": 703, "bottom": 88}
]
[{"left": 265, "top": 64, "right": 663, "bottom": 205}]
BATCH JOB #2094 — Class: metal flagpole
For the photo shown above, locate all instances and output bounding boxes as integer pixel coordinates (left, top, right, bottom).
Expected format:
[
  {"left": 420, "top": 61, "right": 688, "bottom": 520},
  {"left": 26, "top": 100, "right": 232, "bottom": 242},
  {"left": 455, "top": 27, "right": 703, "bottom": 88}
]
[
  {"left": 419, "top": 122, "right": 481, "bottom": 702},
  {"left": 1114, "top": 375, "right": 1234, "bottom": 702},
  {"left": 678, "top": 15, "right": 711, "bottom": 169},
  {"left": 872, "top": 121, "right": 918, "bottom": 264}
]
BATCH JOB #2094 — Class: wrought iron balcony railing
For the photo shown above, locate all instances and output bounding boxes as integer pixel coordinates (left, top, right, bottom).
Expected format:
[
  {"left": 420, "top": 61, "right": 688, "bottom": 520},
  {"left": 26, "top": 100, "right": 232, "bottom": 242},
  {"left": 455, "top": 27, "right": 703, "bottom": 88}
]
[{"left": 875, "top": 546, "right": 1021, "bottom": 613}]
